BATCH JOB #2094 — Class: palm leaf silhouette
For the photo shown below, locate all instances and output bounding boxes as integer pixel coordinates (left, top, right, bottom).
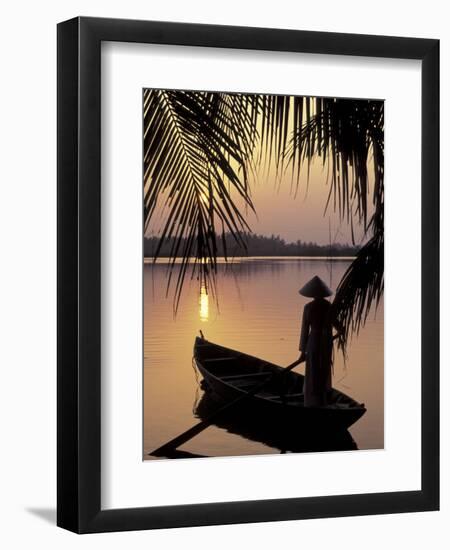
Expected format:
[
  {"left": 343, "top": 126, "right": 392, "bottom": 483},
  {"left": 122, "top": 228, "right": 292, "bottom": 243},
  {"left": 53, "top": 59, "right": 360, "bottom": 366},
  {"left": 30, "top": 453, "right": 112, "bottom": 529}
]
[
  {"left": 144, "top": 90, "right": 384, "bottom": 346},
  {"left": 144, "top": 90, "right": 259, "bottom": 308},
  {"left": 287, "top": 98, "right": 384, "bottom": 353}
]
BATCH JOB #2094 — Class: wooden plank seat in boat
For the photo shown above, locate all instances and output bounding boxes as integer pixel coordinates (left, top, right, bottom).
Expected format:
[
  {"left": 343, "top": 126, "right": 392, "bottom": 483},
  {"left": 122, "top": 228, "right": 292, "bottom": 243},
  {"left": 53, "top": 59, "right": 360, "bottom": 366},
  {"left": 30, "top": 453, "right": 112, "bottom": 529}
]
[{"left": 265, "top": 392, "right": 304, "bottom": 401}]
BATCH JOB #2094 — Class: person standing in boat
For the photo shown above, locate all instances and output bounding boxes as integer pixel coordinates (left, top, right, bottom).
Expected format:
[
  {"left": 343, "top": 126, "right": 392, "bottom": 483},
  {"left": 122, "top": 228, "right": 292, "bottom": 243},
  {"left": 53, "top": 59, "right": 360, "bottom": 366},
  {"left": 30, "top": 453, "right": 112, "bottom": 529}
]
[{"left": 298, "top": 276, "right": 342, "bottom": 407}]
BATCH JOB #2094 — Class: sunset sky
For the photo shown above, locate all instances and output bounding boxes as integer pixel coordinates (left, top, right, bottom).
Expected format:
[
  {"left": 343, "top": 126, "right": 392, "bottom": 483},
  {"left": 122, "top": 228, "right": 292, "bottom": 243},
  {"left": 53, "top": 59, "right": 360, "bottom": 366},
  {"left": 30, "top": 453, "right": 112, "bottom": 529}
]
[
  {"left": 243, "top": 158, "right": 371, "bottom": 245},
  {"left": 145, "top": 91, "right": 375, "bottom": 247}
]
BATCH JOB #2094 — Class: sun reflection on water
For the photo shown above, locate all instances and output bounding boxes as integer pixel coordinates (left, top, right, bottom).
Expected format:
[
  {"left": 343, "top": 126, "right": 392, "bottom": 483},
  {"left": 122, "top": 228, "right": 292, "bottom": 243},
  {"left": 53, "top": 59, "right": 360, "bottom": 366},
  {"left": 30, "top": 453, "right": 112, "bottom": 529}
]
[{"left": 199, "top": 285, "right": 209, "bottom": 322}]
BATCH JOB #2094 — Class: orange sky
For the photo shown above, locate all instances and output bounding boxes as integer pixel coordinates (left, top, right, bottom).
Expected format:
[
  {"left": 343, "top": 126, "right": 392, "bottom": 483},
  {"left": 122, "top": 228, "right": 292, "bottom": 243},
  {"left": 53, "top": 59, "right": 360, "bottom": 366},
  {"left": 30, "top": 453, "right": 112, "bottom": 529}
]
[
  {"left": 244, "top": 157, "right": 371, "bottom": 245},
  {"left": 147, "top": 155, "right": 372, "bottom": 246},
  {"left": 145, "top": 94, "right": 375, "bottom": 246}
]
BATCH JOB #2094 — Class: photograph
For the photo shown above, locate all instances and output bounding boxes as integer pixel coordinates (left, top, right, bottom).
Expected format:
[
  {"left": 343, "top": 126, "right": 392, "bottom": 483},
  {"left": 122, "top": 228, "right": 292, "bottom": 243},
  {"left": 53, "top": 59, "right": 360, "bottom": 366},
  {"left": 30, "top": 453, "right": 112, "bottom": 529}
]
[{"left": 143, "top": 89, "right": 384, "bottom": 460}]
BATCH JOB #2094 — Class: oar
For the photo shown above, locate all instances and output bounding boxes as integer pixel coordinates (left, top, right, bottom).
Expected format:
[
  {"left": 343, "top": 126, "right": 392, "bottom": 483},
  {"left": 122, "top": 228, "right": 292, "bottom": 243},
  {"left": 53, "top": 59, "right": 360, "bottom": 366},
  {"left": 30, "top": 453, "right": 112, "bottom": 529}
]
[{"left": 150, "top": 356, "right": 305, "bottom": 457}]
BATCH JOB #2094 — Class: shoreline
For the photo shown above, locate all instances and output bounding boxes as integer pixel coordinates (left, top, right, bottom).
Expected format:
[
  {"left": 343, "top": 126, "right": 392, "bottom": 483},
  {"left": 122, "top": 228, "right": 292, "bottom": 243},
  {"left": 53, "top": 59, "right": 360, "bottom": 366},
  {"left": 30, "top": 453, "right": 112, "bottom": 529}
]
[{"left": 144, "top": 255, "right": 356, "bottom": 264}]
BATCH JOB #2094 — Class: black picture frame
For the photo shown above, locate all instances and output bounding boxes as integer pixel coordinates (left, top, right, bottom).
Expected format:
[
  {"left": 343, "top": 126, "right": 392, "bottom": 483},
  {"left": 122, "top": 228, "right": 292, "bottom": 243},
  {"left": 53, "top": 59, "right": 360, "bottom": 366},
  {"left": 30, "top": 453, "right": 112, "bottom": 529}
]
[{"left": 57, "top": 16, "right": 439, "bottom": 533}]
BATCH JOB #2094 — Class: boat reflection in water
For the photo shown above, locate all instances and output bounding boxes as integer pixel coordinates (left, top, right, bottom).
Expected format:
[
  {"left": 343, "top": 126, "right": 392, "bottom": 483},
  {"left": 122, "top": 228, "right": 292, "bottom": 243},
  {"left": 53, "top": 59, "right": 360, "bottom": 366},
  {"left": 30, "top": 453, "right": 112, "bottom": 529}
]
[{"left": 194, "top": 385, "right": 357, "bottom": 455}]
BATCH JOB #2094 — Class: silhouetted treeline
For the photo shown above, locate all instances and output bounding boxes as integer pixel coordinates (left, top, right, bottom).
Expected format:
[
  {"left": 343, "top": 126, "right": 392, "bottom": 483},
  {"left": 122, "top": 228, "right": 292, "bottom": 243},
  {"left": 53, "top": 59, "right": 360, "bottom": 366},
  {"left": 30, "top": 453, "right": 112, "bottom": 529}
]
[{"left": 144, "top": 232, "right": 359, "bottom": 258}]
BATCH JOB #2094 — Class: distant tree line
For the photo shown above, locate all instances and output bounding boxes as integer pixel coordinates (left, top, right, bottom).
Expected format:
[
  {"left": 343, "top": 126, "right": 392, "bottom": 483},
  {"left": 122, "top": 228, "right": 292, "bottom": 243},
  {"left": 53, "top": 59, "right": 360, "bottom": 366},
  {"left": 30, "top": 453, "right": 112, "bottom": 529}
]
[{"left": 144, "top": 232, "right": 359, "bottom": 258}]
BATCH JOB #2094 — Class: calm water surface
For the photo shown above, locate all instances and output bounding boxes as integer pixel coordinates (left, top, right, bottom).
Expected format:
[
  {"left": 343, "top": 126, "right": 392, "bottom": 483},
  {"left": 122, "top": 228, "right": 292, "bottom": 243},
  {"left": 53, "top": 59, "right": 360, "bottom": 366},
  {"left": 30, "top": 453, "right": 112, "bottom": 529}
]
[{"left": 144, "top": 258, "right": 384, "bottom": 459}]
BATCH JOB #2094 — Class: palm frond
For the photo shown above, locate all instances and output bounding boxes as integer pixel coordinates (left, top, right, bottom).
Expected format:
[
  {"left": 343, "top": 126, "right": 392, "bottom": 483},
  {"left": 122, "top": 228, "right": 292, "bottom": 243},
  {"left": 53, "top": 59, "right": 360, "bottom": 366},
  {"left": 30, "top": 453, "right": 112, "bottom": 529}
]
[
  {"left": 143, "top": 89, "right": 259, "bottom": 308},
  {"left": 144, "top": 90, "right": 384, "bottom": 347},
  {"left": 285, "top": 98, "right": 384, "bottom": 351},
  {"left": 331, "top": 228, "right": 384, "bottom": 357},
  {"left": 287, "top": 98, "right": 384, "bottom": 237}
]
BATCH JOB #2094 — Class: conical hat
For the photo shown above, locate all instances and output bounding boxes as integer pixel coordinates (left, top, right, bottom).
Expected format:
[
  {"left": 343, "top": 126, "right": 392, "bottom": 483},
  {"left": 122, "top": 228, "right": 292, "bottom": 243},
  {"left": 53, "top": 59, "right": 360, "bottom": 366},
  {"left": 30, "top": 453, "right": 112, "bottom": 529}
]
[{"left": 299, "top": 275, "right": 333, "bottom": 298}]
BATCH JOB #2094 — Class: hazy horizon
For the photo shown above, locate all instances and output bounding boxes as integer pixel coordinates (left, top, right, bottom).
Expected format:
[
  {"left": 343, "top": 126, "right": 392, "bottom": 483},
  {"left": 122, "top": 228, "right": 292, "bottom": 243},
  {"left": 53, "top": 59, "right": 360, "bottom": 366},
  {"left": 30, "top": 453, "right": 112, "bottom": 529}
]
[{"left": 146, "top": 155, "right": 373, "bottom": 246}]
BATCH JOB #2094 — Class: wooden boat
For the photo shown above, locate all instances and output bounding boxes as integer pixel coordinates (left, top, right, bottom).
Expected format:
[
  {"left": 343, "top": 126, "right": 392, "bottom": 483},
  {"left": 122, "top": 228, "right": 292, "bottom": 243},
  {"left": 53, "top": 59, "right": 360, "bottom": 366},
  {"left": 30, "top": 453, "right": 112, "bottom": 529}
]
[{"left": 193, "top": 336, "right": 366, "bottom": 430}]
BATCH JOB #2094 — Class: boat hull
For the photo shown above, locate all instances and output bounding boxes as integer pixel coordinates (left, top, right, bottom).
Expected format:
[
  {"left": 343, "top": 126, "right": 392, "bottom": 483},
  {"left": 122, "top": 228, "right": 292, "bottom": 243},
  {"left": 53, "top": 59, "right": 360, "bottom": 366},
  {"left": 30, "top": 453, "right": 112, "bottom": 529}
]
[{"left": 194, "top": 337, "right": 366, "bottom": 431}]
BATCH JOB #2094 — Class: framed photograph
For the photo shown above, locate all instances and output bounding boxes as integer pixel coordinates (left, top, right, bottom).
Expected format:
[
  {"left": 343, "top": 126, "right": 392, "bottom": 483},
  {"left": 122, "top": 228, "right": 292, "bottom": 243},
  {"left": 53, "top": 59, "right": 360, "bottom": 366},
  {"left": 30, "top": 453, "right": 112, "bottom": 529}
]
[{"left": 57, "top": 17, "right": 439, "bottom": 533}]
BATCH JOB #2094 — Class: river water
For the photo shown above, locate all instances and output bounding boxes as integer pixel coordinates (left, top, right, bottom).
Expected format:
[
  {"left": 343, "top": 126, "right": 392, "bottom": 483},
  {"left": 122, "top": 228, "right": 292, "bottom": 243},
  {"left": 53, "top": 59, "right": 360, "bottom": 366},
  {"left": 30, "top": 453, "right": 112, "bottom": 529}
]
[{"left": 144, "top": 257, "right": 384, "bottom": 459}]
